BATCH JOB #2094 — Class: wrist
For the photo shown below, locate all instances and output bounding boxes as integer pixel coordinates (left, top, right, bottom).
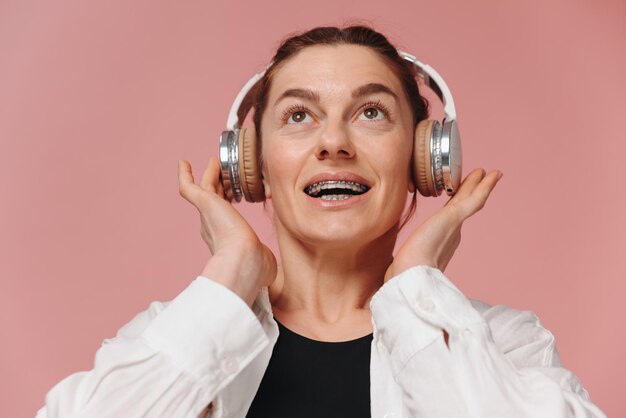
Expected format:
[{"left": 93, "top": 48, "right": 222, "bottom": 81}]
[
  {"left": 386, "top": 260, "right": 438, "bottom": 282},
  {"left": 200, "top": 245, "right": 271, "bottom": 307}
]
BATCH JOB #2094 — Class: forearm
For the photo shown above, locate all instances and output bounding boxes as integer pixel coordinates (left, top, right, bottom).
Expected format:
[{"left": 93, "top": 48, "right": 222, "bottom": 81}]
[
  {"left": 370, "top": 266, "right": 607, "bottom": 418},
  {"left": 37, "top": 276, "right": 270, "bottom": 418}
]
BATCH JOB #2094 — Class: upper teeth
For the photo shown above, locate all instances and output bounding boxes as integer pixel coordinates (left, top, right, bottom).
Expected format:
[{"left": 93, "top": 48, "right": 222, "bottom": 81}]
[{"left": 304, "top": 180, "right": 369, "bottom": 197}]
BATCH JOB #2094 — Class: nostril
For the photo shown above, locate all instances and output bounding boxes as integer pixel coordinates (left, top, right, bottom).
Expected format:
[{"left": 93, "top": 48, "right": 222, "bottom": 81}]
[
  {"left": 317, "top": 149, "right": 329, "bottom": 159},
  {"left": 316, "top": 148, "right": 353, "bottom": 160}
]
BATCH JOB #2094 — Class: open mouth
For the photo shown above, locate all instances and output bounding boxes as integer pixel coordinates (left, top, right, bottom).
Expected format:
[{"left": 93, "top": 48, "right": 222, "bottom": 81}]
[{"left": 304, "top": 180, "right": 370, "bottom": 201}]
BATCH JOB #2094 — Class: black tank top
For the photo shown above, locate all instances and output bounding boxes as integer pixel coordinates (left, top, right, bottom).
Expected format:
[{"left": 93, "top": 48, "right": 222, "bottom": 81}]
[{"left": 245, "top": 318, "right": 374, "bottom": 418}]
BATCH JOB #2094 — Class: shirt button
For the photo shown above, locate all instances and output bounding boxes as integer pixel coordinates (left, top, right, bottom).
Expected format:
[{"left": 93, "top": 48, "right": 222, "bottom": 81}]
[
  {"left": 418, "top": 297, "right": 436, "bottom": 313},
  {"left": 220, "top": 356, "right": 238, "bottom": 375},
  {"left": 383, "top": 413, "right": 397, "bottom": 418}
]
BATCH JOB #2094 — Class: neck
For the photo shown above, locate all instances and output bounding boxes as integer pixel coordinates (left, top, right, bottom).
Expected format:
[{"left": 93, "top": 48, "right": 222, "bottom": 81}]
[{"left": 269, "top": 222, "right": 398, "bottom": 324}]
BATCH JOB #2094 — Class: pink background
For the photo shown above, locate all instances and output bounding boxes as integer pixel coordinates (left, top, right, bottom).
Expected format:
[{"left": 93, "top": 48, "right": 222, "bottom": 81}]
[{"left": 1, "top": 0, "right": 623, "bottom": 416}]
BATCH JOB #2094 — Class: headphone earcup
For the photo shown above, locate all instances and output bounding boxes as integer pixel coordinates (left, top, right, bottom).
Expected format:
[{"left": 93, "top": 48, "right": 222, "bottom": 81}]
[
  {"left": 413, "top": 119, "right": 438, "bottom": 197},
  {"left": 238, "top": 127, "right": 266, "bottom": 202}
]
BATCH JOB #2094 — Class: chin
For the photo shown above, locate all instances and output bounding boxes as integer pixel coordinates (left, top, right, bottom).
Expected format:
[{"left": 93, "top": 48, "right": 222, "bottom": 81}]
[
  {"left": 271, "top": 190, "right": 407, "bottom": 250},
  {"left": 296, "top": 215, "right": 401, "bottom": 250}
]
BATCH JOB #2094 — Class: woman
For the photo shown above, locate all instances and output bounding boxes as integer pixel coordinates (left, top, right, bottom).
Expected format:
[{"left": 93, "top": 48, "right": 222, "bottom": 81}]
[{"left": 37, "top": 25, "right": 606, "bottom": 417}]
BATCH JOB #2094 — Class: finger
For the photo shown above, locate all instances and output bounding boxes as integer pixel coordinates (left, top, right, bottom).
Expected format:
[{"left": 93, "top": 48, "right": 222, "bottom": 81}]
[
  {"left": 178, "top": 159, "right": 200, "bottom": 203},
  {"left": 224, "top": 185, "right": 234, "bottom": 203},
  {"left": 216, "top": 175, "right": 225, "bottom": 199},
  {"left": 179, "top": 159, "right": 196, "bottom": 185},
  {"left": 445, "top": 168, "right": 486, "bottom": 206},
  {"left": 200, "top": 157, "right": 221, "bottom": 193},
  {"left": 457, "top": 170, "right": 502, "bottom": 218}
]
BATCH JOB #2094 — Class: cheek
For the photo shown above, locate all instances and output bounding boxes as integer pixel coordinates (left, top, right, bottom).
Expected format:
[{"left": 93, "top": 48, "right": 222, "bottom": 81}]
[
  {"left": 262, "top": 146, "right": 284, "bottom": 184},
  {"left": 372, "top": 137, "right": 413, "bottom": 185},
  {"left": 261, "top": 142, "right": 301, "bottom": 199}
]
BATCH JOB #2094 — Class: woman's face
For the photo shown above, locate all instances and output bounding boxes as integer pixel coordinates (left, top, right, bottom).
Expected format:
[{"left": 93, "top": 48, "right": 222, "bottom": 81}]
[{"left": 260, "top": 44, "right": 415, "bottom": 248}]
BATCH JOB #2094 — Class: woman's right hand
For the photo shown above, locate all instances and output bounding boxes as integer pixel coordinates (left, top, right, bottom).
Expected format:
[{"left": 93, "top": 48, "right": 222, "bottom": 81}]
[{"left": 178, "top": 157, "right": 277, "bottom": 307}]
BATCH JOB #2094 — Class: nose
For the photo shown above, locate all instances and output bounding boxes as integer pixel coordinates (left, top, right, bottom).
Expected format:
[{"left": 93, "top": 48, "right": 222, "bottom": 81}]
[{"left": 315, "top": 120, "right": 355, "bottom": 160}]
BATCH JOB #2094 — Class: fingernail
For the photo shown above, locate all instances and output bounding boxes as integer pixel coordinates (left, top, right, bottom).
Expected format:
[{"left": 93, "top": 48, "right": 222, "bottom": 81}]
[{"left": 497, "top": 171, "right": 503, "bottom": 180}]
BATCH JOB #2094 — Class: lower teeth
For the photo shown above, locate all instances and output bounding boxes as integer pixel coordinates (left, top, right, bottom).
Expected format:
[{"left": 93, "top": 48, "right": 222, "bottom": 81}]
[{"left": 320, "top": 194, "right": 350, "bottom": 201}]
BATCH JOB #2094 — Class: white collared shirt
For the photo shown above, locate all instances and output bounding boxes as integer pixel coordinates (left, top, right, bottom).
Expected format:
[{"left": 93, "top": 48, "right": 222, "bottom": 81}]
[{"left": 36, "top": 266, "right": 607, "bottom": 417}]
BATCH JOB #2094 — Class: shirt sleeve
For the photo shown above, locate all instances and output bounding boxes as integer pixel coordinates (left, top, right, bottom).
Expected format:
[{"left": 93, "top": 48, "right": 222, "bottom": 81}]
[
  {"left": 36, "top": 276, "right": 270, "bottom": 418},
  {"left": 369, "top": 265, "right": 607, "bottom": 418}
]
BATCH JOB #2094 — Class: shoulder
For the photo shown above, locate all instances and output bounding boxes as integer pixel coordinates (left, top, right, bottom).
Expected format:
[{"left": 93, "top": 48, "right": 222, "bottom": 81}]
[{"left": 468, "top": 298, "right": 562, "bottom": 369}]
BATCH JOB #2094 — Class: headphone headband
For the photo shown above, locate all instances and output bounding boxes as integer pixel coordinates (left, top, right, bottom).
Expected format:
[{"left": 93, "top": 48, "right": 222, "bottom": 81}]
[
  {"left": 396, "top": 51, "right": 457, "bottom": 121},
  {"left": 226, "top": 50, "right": 457, "bottom": 130},
  {"left": 226, "top": 69, "right": 266, "bottom": 130}
]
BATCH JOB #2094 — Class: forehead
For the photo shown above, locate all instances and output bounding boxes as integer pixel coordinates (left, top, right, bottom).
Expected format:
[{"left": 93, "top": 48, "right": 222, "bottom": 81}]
[{"left": 267, "top": 44, "right": 403, "bottom": 101}]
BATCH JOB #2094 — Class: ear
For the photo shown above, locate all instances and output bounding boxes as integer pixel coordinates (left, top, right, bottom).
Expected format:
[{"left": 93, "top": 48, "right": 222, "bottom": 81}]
[
  {"left": 407, "top": 162, "right": 416, "bottom": 193},
  {"left": 408, "top": 126, "right": 417, "bottom": 193},
  {"left": 407, "top": 171, "right": 416, "bottom": 193},
  {"left": 262, "top": 172, "right": 272, "bottom": 199}
]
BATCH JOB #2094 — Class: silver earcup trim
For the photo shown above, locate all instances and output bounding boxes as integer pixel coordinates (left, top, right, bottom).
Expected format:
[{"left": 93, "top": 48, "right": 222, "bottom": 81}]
[
  {"left": 430, "top": 122, "right": 445, "bottom": 196},
  {"left": 441, "top": 119, "right": 462, "bottom": 196},
  {"left": 219, "top": 130, "right": 243, "bottom": 202}
]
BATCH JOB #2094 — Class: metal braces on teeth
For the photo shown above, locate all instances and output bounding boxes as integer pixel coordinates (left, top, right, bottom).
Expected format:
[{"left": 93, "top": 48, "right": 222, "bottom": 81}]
[
  {"left": 304, "top": 180, "right": 369, "bottom": 197},
  {"left": 320, "top": 194, "right": 351, "bottom": 201}
]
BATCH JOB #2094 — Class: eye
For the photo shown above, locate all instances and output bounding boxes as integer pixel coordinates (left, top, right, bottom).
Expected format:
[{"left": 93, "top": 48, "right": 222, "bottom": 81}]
[
  {"left": 282, "top": 104, "right": 314, "bottom": 125},
  {"left": 357, "top": 100, "right": 390, "bottom": 121},
  {"left": 359, "top": 107, "right": 384, "bottom": 121},
  {"left": 288, "top": 110, "right": 312, "bottom": 124}
]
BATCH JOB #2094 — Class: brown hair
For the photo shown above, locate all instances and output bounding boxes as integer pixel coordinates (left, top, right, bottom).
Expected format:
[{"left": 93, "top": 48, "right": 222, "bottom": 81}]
[{"left": 252, "top": 24, "right": 430, "bottom": 228}]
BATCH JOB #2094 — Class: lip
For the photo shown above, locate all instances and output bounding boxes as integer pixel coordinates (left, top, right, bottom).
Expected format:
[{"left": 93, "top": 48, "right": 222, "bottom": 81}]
[
  {"left": 303, "top": 172, "right": 372, "bottom": 189},
  {"left": 303, "top": 190, "right": 369, "bottom": 209},
  {"left": 302, "top": 171, "right": 372, "bottom": 209}
]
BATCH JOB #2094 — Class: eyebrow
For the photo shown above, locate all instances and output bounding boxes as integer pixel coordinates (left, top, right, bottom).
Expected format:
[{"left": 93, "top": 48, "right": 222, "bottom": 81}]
[
  {"left": 274, "top": 88, "right": 320, "bottom": 106},
  {"left": 351, "top": 83, "right": 399, "bottom": 101},
  {"left": 273, "top": 82, "right": 399, "bottom": 106}
]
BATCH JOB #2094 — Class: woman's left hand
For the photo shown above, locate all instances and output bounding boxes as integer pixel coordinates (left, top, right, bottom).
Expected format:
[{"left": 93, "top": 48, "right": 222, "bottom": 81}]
[{"left": 385, "top": 168, "right": 503, "bottom": 282}]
